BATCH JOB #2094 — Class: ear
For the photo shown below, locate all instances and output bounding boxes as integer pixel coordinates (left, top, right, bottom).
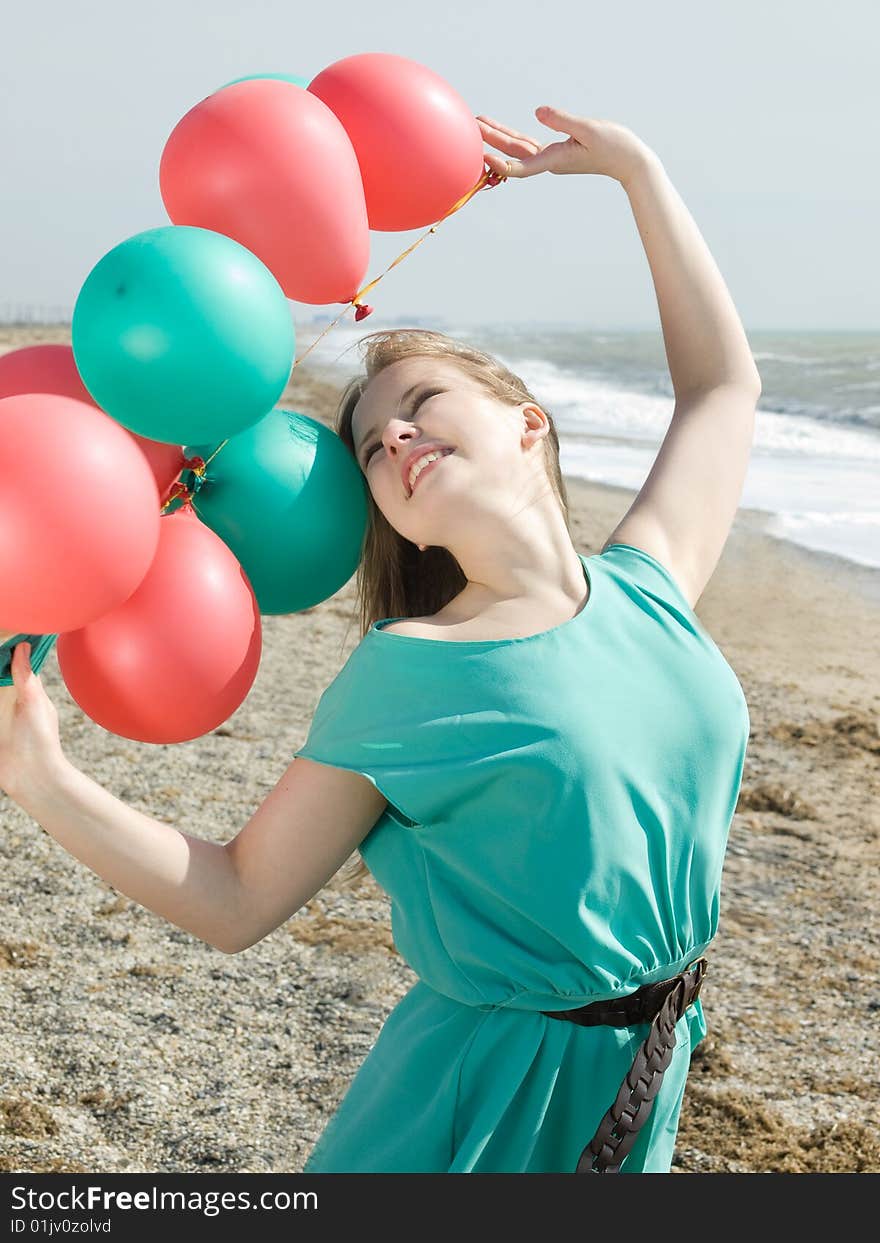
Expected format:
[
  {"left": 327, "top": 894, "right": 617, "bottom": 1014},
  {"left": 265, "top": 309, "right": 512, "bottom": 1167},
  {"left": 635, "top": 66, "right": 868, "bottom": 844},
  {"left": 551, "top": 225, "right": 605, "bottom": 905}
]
[{"left": 520, "top": 403, "right": 551, "bottom": 449}]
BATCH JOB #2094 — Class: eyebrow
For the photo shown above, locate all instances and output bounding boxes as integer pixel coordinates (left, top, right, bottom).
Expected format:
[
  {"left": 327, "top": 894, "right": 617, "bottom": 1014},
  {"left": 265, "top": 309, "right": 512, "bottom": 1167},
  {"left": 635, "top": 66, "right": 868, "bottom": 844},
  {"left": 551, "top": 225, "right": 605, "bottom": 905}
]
[{"left": 355, "top": 382, "right": 431, "bottom": 463}]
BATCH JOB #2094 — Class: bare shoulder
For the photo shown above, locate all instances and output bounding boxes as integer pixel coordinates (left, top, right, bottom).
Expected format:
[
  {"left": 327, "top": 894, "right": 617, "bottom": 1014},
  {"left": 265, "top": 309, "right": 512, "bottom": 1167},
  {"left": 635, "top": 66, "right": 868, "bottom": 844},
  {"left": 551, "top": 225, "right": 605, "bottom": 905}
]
[{"left": 378, "top": 617, "right": 441, "bottom": 638}]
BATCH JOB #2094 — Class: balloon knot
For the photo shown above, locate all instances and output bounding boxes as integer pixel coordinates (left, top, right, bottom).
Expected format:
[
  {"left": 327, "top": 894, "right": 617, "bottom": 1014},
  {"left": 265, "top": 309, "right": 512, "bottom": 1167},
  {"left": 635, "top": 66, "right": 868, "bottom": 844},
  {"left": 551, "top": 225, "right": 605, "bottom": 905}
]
[
  {"left": 181, "top": 456, "right": 206, "bottom": 473},
  {"left": 354, "top": 303, "right": 374, "bottom": 322},
  {"left": 162, "top": 481, "right": 193, "bottom": 511}
]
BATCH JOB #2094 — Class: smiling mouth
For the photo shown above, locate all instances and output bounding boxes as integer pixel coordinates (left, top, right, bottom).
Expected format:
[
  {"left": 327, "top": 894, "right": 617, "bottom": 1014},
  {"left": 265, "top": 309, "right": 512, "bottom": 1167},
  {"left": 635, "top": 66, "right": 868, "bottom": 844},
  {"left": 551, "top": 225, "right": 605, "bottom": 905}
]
[{"left": 407, "top": 448, "right": 455, "bottom": 496}]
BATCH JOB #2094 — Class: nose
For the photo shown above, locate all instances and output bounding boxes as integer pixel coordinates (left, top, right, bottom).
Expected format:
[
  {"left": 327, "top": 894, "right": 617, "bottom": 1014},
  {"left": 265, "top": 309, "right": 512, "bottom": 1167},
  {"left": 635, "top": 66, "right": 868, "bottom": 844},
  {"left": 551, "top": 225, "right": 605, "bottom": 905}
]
[{"left": 385, "top": 424, "right": 420, "bottom": 454}]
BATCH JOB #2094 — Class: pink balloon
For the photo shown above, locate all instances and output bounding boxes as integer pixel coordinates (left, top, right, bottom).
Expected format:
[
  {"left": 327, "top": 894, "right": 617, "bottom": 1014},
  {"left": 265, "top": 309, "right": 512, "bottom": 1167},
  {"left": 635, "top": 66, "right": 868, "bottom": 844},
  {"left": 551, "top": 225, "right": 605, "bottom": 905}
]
[
  {"left": 309, "top": 53, "right": 486, "bottom": 231},
  {"left": 0, "top": 344, "right": 186, "bottom": 506},
  {"left": 0, "top": 342, "right": 95, "bottom": 405},
  {"left": 0, "top": 394, "right": 161, "bottom": 634},
  {"left": 159, "top": 80, "right": 370, "bottom": 304},
  {"left": 57, "top": 505, "right": 262, "bottom": 743}
]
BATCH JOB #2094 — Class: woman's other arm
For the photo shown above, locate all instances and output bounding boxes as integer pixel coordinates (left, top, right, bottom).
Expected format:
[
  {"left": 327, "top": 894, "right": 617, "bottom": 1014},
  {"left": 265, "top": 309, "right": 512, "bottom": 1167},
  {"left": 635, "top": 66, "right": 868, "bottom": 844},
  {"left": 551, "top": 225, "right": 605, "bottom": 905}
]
[
  {"left": 2, "top": 643, "right": 385, "bottom": 955},
  {"left": 10, "top": 753, "right": 386, "bottom": 955},
  {"left": 11, "top": 760, "right": 246, "bottom": 953}
]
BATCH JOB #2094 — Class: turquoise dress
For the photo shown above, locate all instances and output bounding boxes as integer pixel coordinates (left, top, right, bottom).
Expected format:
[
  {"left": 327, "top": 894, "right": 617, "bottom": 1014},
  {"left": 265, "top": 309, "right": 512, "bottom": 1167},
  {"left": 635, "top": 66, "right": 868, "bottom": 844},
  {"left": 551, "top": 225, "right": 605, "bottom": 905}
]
[{"left": 293, "top": 543, "right": 750, "bottom": 1173}]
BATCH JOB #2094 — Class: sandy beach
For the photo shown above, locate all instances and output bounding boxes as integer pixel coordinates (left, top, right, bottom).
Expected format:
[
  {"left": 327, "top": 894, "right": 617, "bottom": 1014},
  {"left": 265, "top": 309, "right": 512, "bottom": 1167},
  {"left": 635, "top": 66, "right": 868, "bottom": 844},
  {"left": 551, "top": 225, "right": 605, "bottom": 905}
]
[{"left": 1, "top": 326, "right": 878, "bottom": 1174}]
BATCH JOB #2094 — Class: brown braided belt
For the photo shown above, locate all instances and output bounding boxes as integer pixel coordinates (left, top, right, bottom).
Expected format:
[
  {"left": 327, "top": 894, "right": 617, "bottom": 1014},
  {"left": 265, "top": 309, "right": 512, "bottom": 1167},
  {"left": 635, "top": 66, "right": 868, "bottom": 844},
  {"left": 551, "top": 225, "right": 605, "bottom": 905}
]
[{"left": 540, "top": 956, "right": 707, "bottom": 1173}]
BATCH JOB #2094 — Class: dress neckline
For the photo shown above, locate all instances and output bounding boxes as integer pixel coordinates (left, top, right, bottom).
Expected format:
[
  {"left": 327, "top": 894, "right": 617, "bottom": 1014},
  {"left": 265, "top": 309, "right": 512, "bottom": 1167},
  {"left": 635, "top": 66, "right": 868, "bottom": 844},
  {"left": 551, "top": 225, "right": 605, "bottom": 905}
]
[{"left": 369, "top": 552, "right": 595, "bottom": 648}]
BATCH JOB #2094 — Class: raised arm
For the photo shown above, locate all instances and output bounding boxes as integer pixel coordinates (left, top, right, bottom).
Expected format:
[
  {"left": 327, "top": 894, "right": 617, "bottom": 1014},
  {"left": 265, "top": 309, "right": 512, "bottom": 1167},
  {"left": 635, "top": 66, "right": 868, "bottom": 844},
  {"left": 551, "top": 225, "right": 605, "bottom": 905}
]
[
  {"left": 478, "top": 107, "right": 761, "bottom": 396},
  {"left": 600, "top": 153, "right": 762, "bottom": 606},
  {"left": 479, "top": 108, "right": 762, "bottom": 608},
  {"left": 621, "top": 148, "right": 761, "bottom": 401}
]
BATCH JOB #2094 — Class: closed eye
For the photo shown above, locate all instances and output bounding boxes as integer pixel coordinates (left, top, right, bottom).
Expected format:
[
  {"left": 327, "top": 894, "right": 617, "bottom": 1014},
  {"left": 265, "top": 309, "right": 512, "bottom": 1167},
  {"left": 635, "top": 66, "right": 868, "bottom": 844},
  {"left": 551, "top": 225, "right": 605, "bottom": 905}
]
[{"left": 362, "top": 388, "right": 443, "bottom": 466}]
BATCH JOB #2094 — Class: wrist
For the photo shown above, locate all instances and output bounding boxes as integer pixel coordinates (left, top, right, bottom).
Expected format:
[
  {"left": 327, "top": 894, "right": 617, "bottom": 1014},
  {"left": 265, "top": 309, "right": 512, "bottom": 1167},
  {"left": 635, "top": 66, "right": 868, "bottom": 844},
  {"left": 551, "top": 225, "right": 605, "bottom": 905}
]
[
  {"left": 12, "top": 753, "right": 77, "bottom": 815},
  {"left": 619, "top": 144, "right": 665, "bottom": 193}
]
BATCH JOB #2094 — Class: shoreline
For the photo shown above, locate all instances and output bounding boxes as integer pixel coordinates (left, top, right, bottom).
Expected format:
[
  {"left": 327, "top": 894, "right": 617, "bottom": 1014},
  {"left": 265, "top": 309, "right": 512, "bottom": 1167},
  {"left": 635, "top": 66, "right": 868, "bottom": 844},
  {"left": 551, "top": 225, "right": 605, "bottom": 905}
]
[
  {"left": 290, "top": 362, "right": 880, "bottom": 621},
  {"left": 3, "top": 324, "right": 879, "bottom": 582}
]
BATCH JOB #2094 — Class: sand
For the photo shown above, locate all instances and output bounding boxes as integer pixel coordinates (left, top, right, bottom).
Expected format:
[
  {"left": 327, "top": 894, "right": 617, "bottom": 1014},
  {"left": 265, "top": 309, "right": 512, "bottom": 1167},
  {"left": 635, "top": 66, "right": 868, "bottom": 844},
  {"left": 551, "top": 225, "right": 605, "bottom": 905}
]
[{"left": 1, "top": 326, "right": 878, "bottom": 1174}]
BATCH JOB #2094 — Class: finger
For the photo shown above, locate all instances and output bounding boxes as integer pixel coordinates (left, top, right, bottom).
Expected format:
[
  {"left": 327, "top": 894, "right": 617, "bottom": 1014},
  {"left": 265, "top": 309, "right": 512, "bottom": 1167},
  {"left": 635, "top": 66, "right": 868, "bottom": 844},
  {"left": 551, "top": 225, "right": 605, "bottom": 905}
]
[
  {"left": 477, "top": 122, "right": 540, "bottom": 158},
  {"left": 14, "top": 643, "right": 31, "bottom": 682},
  {"left": 504, "top": 140, "right": 572, "bottom": 179},
  {"left": 483, "top": 151, "right": 523, "bottom": 180},
  {"left": 476, "top": 114, "right": 539, "bottom": 145},
  {"left": 476, "top": 115, "right": 540, "bottom": 157},
  {"left": 482, "top": 150, "right": 511, "bottom": 176},
  {"left": 535, "top": 104, "right": 587, "bottom": 135}
]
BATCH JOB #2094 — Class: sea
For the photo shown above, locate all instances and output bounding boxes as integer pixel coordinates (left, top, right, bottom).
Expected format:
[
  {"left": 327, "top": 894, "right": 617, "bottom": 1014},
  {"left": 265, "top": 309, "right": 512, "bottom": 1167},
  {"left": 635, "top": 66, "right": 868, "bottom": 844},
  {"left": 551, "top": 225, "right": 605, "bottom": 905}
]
[{"left": 295, "top": 320, "right": 880, "bottom": 573}]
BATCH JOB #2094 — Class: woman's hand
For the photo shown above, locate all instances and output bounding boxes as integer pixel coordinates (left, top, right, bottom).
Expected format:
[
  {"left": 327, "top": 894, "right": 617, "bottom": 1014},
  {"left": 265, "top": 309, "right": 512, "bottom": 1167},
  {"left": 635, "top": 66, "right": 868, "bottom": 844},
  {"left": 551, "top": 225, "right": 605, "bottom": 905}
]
[
  {"left": 0, "top": 642, "right": 66, "bottom": 803},
  {"left": 477, "top": 106, "right": 654, "bottom": 186}
]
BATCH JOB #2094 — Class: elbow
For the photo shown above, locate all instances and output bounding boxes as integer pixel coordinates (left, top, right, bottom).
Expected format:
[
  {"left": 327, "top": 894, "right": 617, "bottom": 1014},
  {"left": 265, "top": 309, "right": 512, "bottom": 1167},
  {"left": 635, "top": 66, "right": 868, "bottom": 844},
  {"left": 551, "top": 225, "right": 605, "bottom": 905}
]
[
  {"left": 731, "top": 372, "right": 762, "bottom": 400},
  {"left": 725, "top": 368, "right": 762, "bottom": 399},
  {"left": 212, "top": 930, "right": 247, "bottom": 954},
  {"left": 215, "top": 940, "right": 242, "bottom": 955},
  {"left": 214, "top": 930, "right": 260, "bottom": 955},
  {"left": 215, "top": 935, "right": 253, "bottom": 955}
]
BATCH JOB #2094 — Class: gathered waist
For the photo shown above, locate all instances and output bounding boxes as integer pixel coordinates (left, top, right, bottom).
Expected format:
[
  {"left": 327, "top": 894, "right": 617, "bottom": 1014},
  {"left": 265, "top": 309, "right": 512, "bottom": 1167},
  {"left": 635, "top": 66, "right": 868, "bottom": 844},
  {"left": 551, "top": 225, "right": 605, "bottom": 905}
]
[
  {"left": 457, "top": 942, "right": 715, "bottom": 1015},
  {"left": 541, "top": 955, "right": 708, "bottom": 1173},
  {"left": 539, "top": 955, "right": 707, "bottom": 1030}
]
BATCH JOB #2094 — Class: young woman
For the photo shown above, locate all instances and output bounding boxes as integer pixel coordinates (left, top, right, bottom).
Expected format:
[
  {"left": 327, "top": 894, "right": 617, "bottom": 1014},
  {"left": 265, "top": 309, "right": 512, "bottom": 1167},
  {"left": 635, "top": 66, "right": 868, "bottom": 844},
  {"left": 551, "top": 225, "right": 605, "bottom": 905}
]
[{"left": 0, "top": 108, "right": 761, "bottom": 1173}]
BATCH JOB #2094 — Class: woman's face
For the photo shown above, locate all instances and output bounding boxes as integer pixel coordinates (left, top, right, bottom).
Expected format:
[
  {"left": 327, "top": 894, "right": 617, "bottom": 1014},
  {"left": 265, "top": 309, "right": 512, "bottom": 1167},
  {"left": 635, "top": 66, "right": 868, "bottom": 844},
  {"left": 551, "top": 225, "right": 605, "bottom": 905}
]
[{"left": 350, "top": 356, "right": 549, "bottom": 549}]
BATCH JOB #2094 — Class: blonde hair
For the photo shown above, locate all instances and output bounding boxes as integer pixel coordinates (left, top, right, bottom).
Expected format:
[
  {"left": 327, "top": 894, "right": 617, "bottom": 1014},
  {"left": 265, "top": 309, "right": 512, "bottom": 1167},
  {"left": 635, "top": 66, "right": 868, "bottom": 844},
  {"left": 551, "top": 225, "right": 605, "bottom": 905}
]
[{"left": 328, "top": 328, "right": 575, "bottom": 888}]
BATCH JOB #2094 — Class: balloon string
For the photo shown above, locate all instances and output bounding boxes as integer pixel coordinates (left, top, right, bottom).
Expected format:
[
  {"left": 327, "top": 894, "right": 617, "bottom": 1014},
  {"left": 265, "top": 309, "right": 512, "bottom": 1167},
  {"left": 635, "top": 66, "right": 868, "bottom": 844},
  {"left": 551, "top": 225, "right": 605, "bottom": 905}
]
[
  {"left": 292, "top": 164, "right": 505, "bottom": 367},
  {"left": 159, "top": 162, "right": 507, "bottom": 514}
]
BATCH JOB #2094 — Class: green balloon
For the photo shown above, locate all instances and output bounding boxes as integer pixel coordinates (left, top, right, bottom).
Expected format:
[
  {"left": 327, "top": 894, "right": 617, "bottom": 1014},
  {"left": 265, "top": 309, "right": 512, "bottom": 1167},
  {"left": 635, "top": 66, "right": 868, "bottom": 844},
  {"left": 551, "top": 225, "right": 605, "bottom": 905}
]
[
  {"left": 216, "top": 73, "right": 311, "bottom": 91},
  {"left": 72, "top": 225, "right": 295, "bottom": 445},
  {"left": 177, "top": 407, "right": 368, "bottom": 614}
]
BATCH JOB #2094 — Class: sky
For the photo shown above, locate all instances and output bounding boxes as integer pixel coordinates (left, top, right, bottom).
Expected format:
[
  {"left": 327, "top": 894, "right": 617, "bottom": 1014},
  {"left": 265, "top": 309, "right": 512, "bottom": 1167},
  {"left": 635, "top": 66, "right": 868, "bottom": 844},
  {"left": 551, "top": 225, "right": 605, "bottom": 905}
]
[{"left": 2, "top": 0, "right": 877, "bottom": 331}]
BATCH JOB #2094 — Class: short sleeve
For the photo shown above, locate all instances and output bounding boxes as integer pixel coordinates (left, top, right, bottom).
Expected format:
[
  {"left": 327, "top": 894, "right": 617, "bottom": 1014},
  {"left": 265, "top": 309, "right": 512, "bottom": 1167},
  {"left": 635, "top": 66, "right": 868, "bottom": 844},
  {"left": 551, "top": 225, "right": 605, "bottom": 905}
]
[
  {"left": 292, "top": 641, "right": 466, "bottom": 831},
  {"left": 597, "top": 542, "right": 701, "bottom": 627}
]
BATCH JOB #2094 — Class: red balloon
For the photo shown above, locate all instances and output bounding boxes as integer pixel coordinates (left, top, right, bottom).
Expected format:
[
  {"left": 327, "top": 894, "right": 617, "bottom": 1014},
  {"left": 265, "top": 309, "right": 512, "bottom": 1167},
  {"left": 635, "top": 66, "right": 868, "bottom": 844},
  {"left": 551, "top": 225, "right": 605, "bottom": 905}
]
[
  {"left": 309, "top": 53, "right": 485, "bottom": 231},
  {"left": 159, "top": 80, "right": 370, "bottom": 305},
  {"left": 0, "top": 394, "right": 161, "bottom": 635},
  {"left": 56, "top": 505, "right": 262, "bottom": 744},
  {"left": 0, "top": 344, "right": 185, "bottom": 506}
]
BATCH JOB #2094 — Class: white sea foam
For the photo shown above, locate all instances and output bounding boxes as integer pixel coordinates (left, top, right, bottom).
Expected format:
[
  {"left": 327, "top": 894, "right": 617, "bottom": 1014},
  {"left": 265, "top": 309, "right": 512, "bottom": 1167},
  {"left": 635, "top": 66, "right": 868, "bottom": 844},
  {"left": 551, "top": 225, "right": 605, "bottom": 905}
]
[{"left": 292, "top": 320, "right": 880, "bottom": 570}]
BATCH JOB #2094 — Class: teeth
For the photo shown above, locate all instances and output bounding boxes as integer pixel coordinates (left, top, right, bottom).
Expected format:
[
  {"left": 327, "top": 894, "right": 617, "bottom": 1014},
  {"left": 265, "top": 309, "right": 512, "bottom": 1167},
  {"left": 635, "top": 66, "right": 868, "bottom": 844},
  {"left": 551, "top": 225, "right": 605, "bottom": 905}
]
[{"left": 408, "top": 449, "right": 449, "bottom": 491}]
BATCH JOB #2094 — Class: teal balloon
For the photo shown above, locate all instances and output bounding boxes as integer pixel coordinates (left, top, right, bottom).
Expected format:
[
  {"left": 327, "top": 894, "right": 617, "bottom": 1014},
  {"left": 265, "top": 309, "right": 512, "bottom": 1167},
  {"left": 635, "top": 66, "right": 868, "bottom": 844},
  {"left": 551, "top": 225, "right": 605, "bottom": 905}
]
[
  {"left": 216, "top": 73, "right": 311, "bottom": 91},
  {"left": 179, "top": 407, "right": 368, "bottom": 614},
  {"left": 72, "top": 225, "right": 295, "bottom": 445}
]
